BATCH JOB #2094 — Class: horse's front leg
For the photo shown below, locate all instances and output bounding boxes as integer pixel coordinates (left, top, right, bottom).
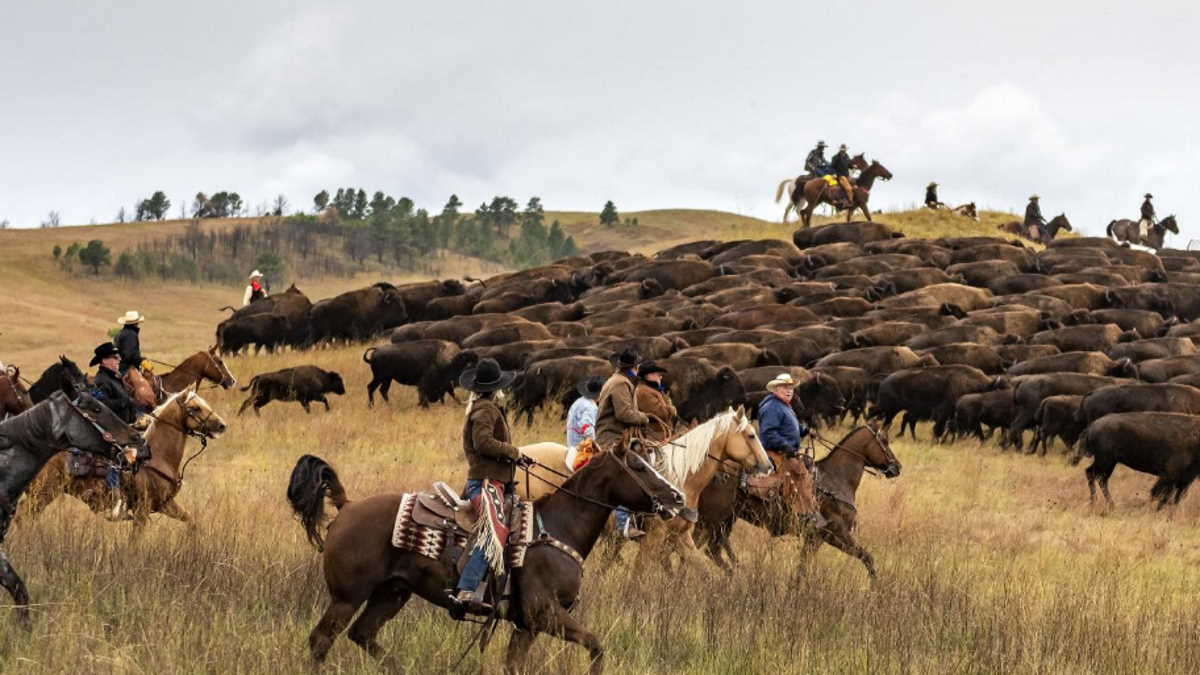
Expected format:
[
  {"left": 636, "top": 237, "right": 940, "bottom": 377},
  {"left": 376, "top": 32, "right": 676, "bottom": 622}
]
[
  {"left": 158, "top": 498, "right": 194, "bottom": 528},
  {"left": 820, "top": 519, "right": 877, "bottom": 580},
  {"left": 545, "top": 609, "right": 604, "bottom": 675},
  {"left": 0, "top": 544, "right": 32, "bottom": 631},
  {"left": 504, "top": 628, "right": 539, "bottom": 675}
]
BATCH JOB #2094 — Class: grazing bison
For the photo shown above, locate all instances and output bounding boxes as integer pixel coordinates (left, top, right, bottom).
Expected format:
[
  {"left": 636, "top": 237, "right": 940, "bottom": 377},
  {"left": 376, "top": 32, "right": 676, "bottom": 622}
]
[
  {"left": 1135, "top": 356, "right": 1200, "bottom": 383},
  {"left": 1028, "top": 324, "right": 1137, "bottom": 353},
  {"left": 1005, "top": 351, "right": 1138, "bottom": 378},
  {"left": 1076, "top": 383, "right": 1200, "bottom": 429},
  {"left": 217, "top": 312, "right": 290, "bottom": 355},
  {"left": 953, "top": 390, "right": 1015, "bottom": 444},
  {"left": 237, "top": 365, "right": 345, "bottom": 416},
  {"left": 1007, "top": 374, "right": 1131, "bottom": 449},
  {"left": 1079, "top": 413, "right": 1200, "bottom": 509},
  {"left": 1107, "top": 338, "right": 1197, "bottom": 363},
  {"left": 871, "top": 365, "right": 993, "bottom": 440},
  {"left": 1030, "top": 395, "right": 1084, "bottom": 455},
  {"left": 363, "top": 341, "right": 478, "bottom": 407},
  {"left": 308, "top": 283, "right": 409, "bottom": 344}
]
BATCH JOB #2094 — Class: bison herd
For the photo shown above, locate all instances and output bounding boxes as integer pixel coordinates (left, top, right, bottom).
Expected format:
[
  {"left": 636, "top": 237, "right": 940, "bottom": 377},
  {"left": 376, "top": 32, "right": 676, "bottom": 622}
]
[{"left": 222, "top": 219, "right": 1200, "bottom": 510}]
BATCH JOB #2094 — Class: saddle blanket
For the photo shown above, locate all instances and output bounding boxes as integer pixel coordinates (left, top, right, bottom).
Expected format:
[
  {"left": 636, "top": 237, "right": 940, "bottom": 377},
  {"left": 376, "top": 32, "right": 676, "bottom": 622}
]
[{"left": 390, "top": 491, "right": 537, "bottom": 569}]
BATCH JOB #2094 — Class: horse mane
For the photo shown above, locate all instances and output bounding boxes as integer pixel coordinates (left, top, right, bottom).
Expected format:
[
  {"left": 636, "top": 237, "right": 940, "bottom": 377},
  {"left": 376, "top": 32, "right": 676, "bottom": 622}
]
[
  {"left": 814, "top": 426, "right": 868, "bottom": 465},
  {"left": 654, "top": 409, "right": 739, "bottom": 485},
  {"left": 144, "top": 390, "right": 191, "bottom": 435}
]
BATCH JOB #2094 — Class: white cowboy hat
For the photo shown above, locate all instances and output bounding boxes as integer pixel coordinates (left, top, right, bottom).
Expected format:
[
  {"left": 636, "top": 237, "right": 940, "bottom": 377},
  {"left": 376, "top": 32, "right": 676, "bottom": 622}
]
[
  {"left": 117, "top": 310, "right": 145, "bottom": 325},
  {"left": 249, "top": 270, "right": 263, "bottom": 279},
  {"left": 766, "top": 373, "right": 797, "bottom": 390},
  {"left": 1029, "top": 194, "right": 1040, "bottom": 201}
]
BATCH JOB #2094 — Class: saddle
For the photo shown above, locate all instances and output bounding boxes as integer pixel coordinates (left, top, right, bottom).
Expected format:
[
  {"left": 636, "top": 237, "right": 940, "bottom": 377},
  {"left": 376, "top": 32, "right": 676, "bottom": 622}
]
[
  {"left": 392, "top": 484, "right": 537, "bottom": 572},
  {"left": 66, "top": 449, "right": 110, "bottom": 479},
  {"left": 742, "top": 452, "right": 820, "bottom": 517}
]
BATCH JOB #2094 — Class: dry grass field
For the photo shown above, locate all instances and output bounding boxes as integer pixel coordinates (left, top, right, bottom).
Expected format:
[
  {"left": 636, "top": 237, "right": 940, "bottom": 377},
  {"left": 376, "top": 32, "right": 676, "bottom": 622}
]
[{"left": 4, "top": 209, "right": 1194, "bottom": 675}]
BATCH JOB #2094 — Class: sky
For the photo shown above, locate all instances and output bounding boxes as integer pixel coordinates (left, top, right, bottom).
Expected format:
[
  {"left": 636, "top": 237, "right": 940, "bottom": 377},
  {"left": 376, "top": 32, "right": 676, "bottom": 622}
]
[{"left": 2, "top": 1, "right": 1198, "bottom": 243}]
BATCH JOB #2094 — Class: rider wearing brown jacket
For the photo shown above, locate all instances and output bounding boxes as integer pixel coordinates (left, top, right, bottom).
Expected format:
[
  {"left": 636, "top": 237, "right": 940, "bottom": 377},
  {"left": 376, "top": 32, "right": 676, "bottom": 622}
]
[
  {"left": 634, "top": 361, "right": 676, "bottom": 444},
  {"left": 595, "top": 349, "right": 649, "bottom": 451}
]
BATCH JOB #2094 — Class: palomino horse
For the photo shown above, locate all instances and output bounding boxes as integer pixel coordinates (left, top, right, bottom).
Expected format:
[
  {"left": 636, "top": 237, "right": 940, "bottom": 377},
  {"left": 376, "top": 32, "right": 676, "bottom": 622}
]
[
  {"left": 997, "top": 213, "right": 1073, "bottom": 244},
  {"left": 794, "top": 160, "right": 894, "bottom": 228},
  {"left": 775, "top": 153, "right": 869, "bottom": 223},
  {"left": 1107, "top": 214, "right": 1178, "bottom": 251},
  {"left": 23, "top": 390, "right": 227, "bottom": 537},
  {"left": 515, "top": 440, "right": 600, "bottom": 502},
  {"left": 158, "top": 347, "right": 238, "bottom": 394},
  {"left": 287, "top": 448, "right": 685, "bottom": 674},
  {"left": 0, "top": 391, "right": 145, "bottom": 629}
]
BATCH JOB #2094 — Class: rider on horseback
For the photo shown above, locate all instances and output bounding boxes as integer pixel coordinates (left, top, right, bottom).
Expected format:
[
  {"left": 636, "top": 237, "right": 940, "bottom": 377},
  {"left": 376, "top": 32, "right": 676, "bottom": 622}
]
[
  {"left": 115, "top": 311, "right": 150, "bottom": 376},
  {"left": 634, "top": 361, "right": 676, "bottom": 444},
  {"left": 88, "top": 342, "right": 142, "bottom": 519},
  {"left": 596, "top": 348, "right": 650, "bottom": 539},
  {"left": 756, "top": 373, "right": 824, "bottom": 528},
  {"left": 804, "top": 140, "right": 830, "bottom": 177},
  {"left": 831, "top": 144, "right": 854, "bottom": 207},
  {"left": 450, "top": 358, "right": 530, "bottom": 616},
  {"left": 1024, "top": 195, "right": 1047, "bottom": 242},
  {"left": 1139, "top": 193, "right": 1156, "bottom": 241},
  {"left": 925, "top": 182, "right": 944, "bottom": 209}
]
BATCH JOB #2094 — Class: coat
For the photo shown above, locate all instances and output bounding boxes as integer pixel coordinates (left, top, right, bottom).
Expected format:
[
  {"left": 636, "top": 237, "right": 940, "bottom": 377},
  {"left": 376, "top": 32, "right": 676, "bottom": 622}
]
[
  {"left": 925, "top": 186, "right": 939, "bottom": 205},
  {"left": 830, "top": 151, "right": 852, "bottom": 177},
  {"left": 1141, "top": 198, "right": 1156, "bottom": 222},
  {"left": 566, "top": 396, "right": 598, "bottom": 449},
  {"left": 758, "top": 394, "right": 805, "bottom": 455},
  {"left": 595, "top": 371, "right": 648, "bottom": 450},
  {"left": 115, "top": 325, "right": 142, "bottom": 372},
  {"left": 635, "top": 383, "right": 676, "bottom": 443},
  {"left": 804, "top": 147, "right": 828, "bottom": 175},
  {"left": 463, "top": 397, "right": 520, "bottom": 482},
  {"left": 92, "top": 366, "right": 138, "bottom": 424},
  {"left": 1024, "top": 200, "right": 1044, "bottom": 226}
]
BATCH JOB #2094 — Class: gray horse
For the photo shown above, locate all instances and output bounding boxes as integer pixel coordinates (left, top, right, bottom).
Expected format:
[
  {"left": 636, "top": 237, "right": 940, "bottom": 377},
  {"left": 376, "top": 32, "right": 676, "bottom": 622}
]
[
  {"left": 0, "top": 391, "right": 145, "bottom": 629},
  {"left": 1108, "top": 214, "right": 1179, "bottom": 251}
]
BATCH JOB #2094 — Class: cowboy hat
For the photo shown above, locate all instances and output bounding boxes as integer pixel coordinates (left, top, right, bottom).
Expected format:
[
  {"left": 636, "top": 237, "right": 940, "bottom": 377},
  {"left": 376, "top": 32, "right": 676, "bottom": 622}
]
[
  {"left": 1144, "top": 193, "right": 1153, "bottom": 199},
  {"left": 838, "top": 143, "right": 848, "bottom": 151},
  {"left": 1029, "top": 195, "right": 1040, "bottom": 201},
  {"left": 459, "top": 358, "right": 516, "bottom": 393},
  {"left": 249, "top": 270, "right": 264, "bottom": 279},
  {"left": 637, "top": 361, "right": 668, "bottom": 379},
  {"left": 89, "top": 342, "right": 121, "bottom": 367},
  {"left": 608, "top": 348, "right": 640, "bottom": 369},
  {"left": 577, "top": 375, "right": 604, "bottom": 398},
  {"left": 766, "top": 372, "right": 797, "bottom": 390},
  {"left": 816, "top": 140, "right": 827, "bottom": 147},
  {"left": 117, "top": 310, "right": 145, "bottom": 325},
  {"left": 928, "top": 182, "right": 938, "bottom": 188}
]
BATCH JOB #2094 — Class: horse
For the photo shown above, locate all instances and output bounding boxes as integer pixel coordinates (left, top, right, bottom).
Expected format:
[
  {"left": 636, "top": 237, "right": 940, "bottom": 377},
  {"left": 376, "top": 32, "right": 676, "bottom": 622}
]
[
  {"left": 123, "top": 367, "right": 158, "bottom": 407},
  {"left": 997, "top": 213, "right": 1073, "bottom": 244},
  {"left": 157, "top": 347, "right": 237, "bottom": 394},
  {"left": 514, "top": 440, "right": 600, "bottom": 502},
  {"left": 1108, "top": 214, "right": 1178, "bottom": 251},
  {"left": 793, "top": 160, "right": 894, "bottom": 228},
  {"left": 0, "top": 368, "right": 32, "bottom": 419},
  {"left": 0, "top": 391, "right": 146, "bottom": 629},
  {"left": 951, "top": 202, "right": 979, "bottom": 220},
  {"left": 775, "top": 153, "right": 870, "bottom": 223},
  {"left": 27, "top": 356, "right": 86, "bottom": 404},
  {"left": 287, "top": 447, "right": 685, "bottom": 674},
  {"left": 695, "top": 425, "right": 901, "bottom": 580},
  {"left": 23, "top": 390, "right": 227, "bottom": 537}
]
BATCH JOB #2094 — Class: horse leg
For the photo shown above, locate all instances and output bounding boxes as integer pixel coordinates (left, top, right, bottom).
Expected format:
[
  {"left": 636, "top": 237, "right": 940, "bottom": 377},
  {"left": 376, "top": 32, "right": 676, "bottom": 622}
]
[
  {"left": 0, "top": 545, "right": 32, "bottom": 631},
  {"left": 821, "top": 525, "right": 877, "bottom": 580},
  {"left": 347, "top": 588, "right": 411, "bottom": 665},
  {"left": 504, "top": 628, "right": 539, "bottom": 675},
  {"left": 158, "top": 498, "right": 194, "bottom": 528},
  {"left": 309, "top": 598, "right": 361, "bottom": 665},
  {"left": 795, "top": 529, "right": 824, "bottom": 580},
  {"left": 545, "top": 609, "right": 604, "bottom": 675}
]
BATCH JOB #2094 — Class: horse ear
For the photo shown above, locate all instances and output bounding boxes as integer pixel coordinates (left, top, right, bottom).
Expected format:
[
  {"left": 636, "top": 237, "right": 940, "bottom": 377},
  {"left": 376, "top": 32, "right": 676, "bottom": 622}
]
[{"left": 867, "top": 419, "right": 881, "bottom": 433}]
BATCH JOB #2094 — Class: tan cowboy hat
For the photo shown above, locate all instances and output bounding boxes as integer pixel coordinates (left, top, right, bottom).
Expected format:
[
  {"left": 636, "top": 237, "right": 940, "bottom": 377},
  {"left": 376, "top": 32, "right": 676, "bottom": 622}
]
[
  {"left": 838, "top": 143, "right": 848, "bottom": 151},
  {"left": 766, "top": 373, "right": 797, "bottom": 390},
  {"left": 928, "top": 182, "right": 938, "bottom": 188},
  {"left": 117, "top": 310, "right": 145, "bottom": 325},
  {"left": 249, "top": 269, "right": 263, "bottom": 279},
  {"left": 1029, "top": 194, "right": 1040, "bottom": 201}
]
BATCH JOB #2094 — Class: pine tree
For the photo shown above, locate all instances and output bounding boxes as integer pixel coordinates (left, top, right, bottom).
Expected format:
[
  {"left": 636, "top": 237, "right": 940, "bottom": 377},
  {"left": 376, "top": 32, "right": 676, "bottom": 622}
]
[
  {"left": 599, "top": 200, "right": 619, "bottom": 226},
  {"left": 313, "top": 190, "right": 330, "bottom": 213}
]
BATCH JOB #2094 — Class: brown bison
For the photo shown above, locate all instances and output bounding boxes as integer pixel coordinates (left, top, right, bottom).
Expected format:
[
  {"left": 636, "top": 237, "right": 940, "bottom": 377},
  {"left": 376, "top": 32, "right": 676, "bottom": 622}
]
[
  {"left": 1028, "top": 324, "right": 1137, "bottom": 353},
  {"left": 672, "top": 343, "right": 782, "bottom": 370},
  {"left": 219, "top": 283, "right": 312, "bottom": 347},
  {"left": 308, "top": 283, "right": 409, "bottom": 344},
  {"left": 1135, "top": 356, "right": 1200, "bottom": 383},
  {"left": 919, "top": 343, "right": 1007, "bottom": 374},
  {"left": 1030, "top": 395, "right": 1084, "bottom": 455},
  {"left": 237, "top": 365, "right": 345, "bottom": 416},
  {"left": 1007, "top": 374, "right": 1131, "bottom": 449},
  {"left": 953, "top": 390, "right": 1015, "bottom": 444},
  {"left": 1076, "top": 383, "right": 1200, "bottom": 428},
  {"left": 656, "top": 357, "right": 746, "bottom": 423},
  {"left": 814, "top": 346, "right": 937, "bottom": 377},
  {"left": 217, "top": 312, "right": 290, "bottom": 355},
  {"left": 792, "top": 221, "right": 902, "bottom": 247},
  {"left": 871, "top": 364, "right": 994, "bottom": 440},
  {"left": 363, "top": 341, "right": 478, "bottom": 407},
  {"left": 1005, "top": 351, "right": 1138, "bottom": 378},
  {"left": 1107, "top": 338, "right": 1197, "bottom": 363},
  {"left": 1079, "top": 412, "right": 1200, "bottom": 509}
]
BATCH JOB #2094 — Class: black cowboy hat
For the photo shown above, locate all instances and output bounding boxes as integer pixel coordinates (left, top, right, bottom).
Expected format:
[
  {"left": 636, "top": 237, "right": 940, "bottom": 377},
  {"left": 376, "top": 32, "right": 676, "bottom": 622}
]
[
  {"left": 89, "top": 342, "right": 120, "bottom": 367},
  {"left": 577, "top": 375, "right": 604, "bottom": 398},
  {"left": 608, "top": 348, "right": 640, "bottom": 369},
  {"left": 1144, "top": 193, "right": 1153, "bottom": 199},
  {"left": 459, "top": 358, "right": 516, "bottom": 393},
  {"left": 637, "top": 361, "right": 668, "bottom": 379}
]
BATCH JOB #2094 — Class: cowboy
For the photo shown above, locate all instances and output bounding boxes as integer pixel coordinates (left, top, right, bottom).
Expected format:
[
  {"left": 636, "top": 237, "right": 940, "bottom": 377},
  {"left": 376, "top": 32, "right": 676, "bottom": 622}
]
[
  {"left": 830, "top": 144, "right": 854, "bottom": 206},
  {"left": 1138, "top": 193, "right": 1156, "bottom": 242},
  {"left": 804, "top": 140, "right": 830, "bottom": 177},
  {"left": 634, "top": 361, "right": 676, "bottom": 445},
  {"left": 450, "top": 358, "right": 529, "bottom": 617},
  {"left": 242, "top": 270, "right": 267, "bottom": 306},
  {"left": 758, "top": 373, "right": 808, "bottom": 459},
  {"left": 925, "top": 182, "right": 943, "bottom": 209},
  {"left": 115, "top": 311, "right": 147, "bottom": 375},
  {"left": 89, "top": 342, "right": 140, "bottom": 518},
  {"left": 595, "top": 348, "right": 650, "bottom": 538},
  {"left": 1024, "top": 195, "right": 1047, "bottom": 241},
  {"left": 567, "top": 376, "right": 602, "bottom": 450}
]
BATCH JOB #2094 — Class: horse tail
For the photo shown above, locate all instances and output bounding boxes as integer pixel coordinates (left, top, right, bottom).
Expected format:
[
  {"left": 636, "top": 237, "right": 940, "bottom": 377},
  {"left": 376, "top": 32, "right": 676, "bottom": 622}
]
[
  {"left": 287, "top": 454, "right": 350, "bottom": 551},
  {"left": 1106, "top": 220, "right": 1115, "bottom": 238},
  {"left": 774, "top": 179, "right": 794, "bottom": 204}
]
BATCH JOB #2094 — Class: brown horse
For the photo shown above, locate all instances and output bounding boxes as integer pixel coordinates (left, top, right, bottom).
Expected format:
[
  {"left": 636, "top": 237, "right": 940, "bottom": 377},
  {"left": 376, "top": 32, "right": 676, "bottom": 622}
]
[
  {"left": 775, "top": 154, "right": 870, "bottom": 223},
  {"left": 695, "top": 425, "right": 901, "bottom": 580},
  {"left": 22, "top": 390, "right": 227, "bottom": 536},
  {"left": 1, "top": 368, "right": 32, "bottom": 419},
  {"left": 951, "top": 202, "right": 979, "bottom": 220},
  {"left": 158, "top": 347, "right": 238, "bottom": 394},
  {"left": 122, "top": 368, "right": 158, "bottom": 408},
  {"left": 997, "top": 213, "right": 1073, "bottom": 244},
  {"left": 794, "top": 160, "right": 893, "bottom": 228},
  {"left": 287, "top": 448, "right": 685, "bottom": 674},
  {"left": 1107, "top": 214, "right": 1178, "bottom": 251}
]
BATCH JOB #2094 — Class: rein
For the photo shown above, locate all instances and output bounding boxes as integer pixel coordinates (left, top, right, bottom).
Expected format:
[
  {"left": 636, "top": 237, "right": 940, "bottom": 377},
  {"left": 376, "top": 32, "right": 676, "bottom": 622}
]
[
  {"left": 520, "top": 455, "right": 666, "bottom": 518},
  {"left": 810, "top": 427, "right": 892, "bottom": 476},
  {"left": 139, "top": 396, "right": 218, "bottom": 484}
]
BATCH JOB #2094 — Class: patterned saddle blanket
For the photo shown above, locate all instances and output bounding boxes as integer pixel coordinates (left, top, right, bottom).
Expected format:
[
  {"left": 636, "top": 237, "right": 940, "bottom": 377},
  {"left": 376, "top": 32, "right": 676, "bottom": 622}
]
[{"left": 390, "top": 482, "right": 536, "bottom": 571}]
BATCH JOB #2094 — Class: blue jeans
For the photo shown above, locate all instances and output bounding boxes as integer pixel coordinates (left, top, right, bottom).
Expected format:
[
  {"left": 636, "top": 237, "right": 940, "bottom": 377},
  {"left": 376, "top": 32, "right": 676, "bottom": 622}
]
[
  {"left": 106, "top": 465, "right": 121, "bottom": 489},
  {"left": 615, "top": 507, "right": 631, "bottom": 534},
  {"left": 457, "top": 479, "right": 512, "bottom": 592}
]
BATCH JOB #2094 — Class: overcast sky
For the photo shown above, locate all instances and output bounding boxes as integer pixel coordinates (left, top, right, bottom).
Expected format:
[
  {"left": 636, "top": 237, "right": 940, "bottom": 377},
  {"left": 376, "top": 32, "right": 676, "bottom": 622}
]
[{"left": 2, "top": 1, "right": 1198, "bottom": 242}]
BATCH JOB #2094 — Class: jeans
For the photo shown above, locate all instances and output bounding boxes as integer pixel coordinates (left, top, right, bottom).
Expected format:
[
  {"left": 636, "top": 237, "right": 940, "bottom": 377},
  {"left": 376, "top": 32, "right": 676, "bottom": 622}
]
[
  {"left": 457, "top": 479, "right": 512, "bottom": 592},
  {"left": 615, "top": 507, "right": 631, "bottom": 534},
  {"left": 106, "top": 465, "right": 121, "bottom": 490}
]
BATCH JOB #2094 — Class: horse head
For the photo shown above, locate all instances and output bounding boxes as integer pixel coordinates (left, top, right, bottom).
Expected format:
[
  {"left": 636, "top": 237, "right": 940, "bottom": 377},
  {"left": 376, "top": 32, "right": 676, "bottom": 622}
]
[
  {"left": 1052, "top": 213, "right": 1072, "bottom": 233},
  {"left": 204, "top": 346, "right": 238, "bottom": 388},
  {"left": 598, "top": 446, "right": 686, "bottom": 519},
  {"left": 165, "top": 390, "right": 227, "bottom": 439},
  {"left": 1159, "top": 215, "right": 1179, "bottom": 234},
  {"left": 860, "top": 422, "right": 902, "bottom": 478},
  {"left": 868, "top": 160, "right": 893, "bottom": 181},
  {"left": 55, "top": 390, "right": 146, "bottom": 470},
  {"left": 718, "top": 406, "right": 772, "bottom": 475},
  {"left": 850, "top": 153, "right": 869, "bottom": 171}
]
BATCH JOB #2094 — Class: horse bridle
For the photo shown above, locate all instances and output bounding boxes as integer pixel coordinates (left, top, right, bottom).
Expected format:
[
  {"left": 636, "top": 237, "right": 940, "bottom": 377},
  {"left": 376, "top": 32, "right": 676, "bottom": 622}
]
[
  {"left": 811, "top": 426, "right": 899, "bottom": 476},
  {"left": 65, "top": 396, "right": 138, "bottom": 468},
  {"left": 520, "top": 452, "right": 680, "bottom": 518},
  {"left": 138, "top": 393, "right": 221, "bottom": 484}
]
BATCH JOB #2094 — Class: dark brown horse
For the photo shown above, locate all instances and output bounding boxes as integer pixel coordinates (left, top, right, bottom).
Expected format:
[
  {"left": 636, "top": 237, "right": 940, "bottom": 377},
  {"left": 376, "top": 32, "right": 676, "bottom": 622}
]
[
  {"left": 775, "top": 154, "right": 870, "bottom": 223},
  {"left": 27, "top": 356, "right": 87, "bottom": 404},
  {"left": 23, "top": 390, "right": 226, "bottom": 537},
  {"left": 158, "top": 347, "right": 237, "bottom": 394},
  {"left": 794, "top": 160, "right": 894, "bottom": 228},
  {"left": 288, "top": 448, "right": 685, "bottom": 674},
  {"left": 1107, "top": 214, "right": 1178, "bottom": 250},
  {"left": 0, "top": 368, "right": 31, "bottom": 419},
  {"left": 997, "top": 213, "right": 1073, "bottom": 244},
  {"left": 694, "top": 425, "right": 901, "bottom": 580}
]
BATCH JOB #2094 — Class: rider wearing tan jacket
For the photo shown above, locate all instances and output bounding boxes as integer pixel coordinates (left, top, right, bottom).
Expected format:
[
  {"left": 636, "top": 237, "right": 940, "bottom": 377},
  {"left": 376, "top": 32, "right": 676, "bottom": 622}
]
[{"left": 595, "top": 349, "right": 649, "bottom": 451}]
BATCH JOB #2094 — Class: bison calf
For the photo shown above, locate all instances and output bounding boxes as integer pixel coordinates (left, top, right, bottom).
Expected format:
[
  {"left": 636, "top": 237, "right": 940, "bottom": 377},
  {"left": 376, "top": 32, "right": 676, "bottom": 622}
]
[{"left": 238, "top": 365, "right": 346, "bottom": 416}]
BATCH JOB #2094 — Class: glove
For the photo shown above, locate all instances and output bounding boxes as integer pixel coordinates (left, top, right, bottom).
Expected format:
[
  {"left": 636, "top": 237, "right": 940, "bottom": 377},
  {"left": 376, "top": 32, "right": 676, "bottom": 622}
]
[
  {"left": 140, "top": 360, "right": 154, "bottom": 373},
  {"left": 797, "top": 422, "right": 810, "bottom": 438},
  {"left": 515, "top": 455, "right": 535, "bottom": 467}
]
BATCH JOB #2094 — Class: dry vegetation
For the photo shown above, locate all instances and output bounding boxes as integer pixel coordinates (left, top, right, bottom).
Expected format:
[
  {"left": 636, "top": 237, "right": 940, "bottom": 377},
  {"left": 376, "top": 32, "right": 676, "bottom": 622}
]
[{"left": 3, "top": 209, "right": 1192, "bottom": 675}]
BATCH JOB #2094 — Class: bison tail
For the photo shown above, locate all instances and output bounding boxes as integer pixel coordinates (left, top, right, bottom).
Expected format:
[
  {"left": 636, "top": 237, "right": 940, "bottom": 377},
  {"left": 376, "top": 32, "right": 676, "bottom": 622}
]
[
  {"left": 218, "top": 305, "right": 236, "bottom": 313},
  {"left": 1070, "top": 428, "right": 1092, "bottom": 466},
  {"left": 363, "top": 347, "right": 377, "bottom": 364},
  {"left": 239, "top": 375, "right": 259, "bottom": 392},
  {"left": 286, "top": 454, "right": 351, "bottom": 551}
]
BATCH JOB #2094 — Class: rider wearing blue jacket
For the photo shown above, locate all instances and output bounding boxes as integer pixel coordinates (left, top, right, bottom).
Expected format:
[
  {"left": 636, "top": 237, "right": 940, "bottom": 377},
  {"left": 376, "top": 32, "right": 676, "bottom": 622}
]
[{"left": 757, "top": 373, "right": 808, "bottom": 457}]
